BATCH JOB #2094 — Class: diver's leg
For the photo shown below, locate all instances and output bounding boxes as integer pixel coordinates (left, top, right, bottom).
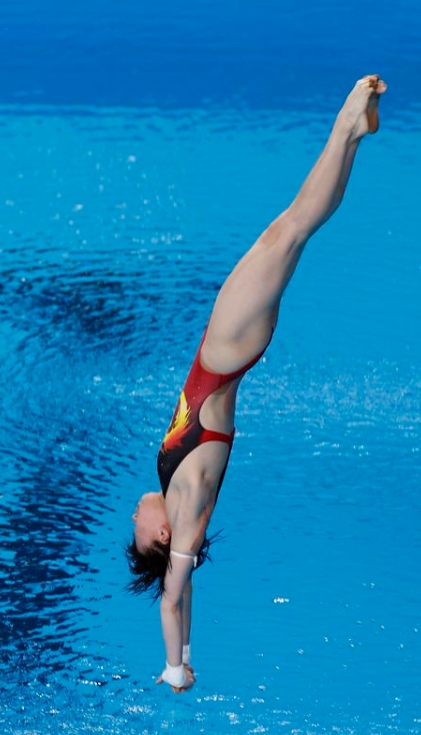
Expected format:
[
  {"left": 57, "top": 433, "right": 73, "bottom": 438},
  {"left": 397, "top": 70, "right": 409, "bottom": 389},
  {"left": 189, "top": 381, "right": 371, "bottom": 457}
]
[{"left": 202, "top": 75, "right": 386, "bottom": 372}]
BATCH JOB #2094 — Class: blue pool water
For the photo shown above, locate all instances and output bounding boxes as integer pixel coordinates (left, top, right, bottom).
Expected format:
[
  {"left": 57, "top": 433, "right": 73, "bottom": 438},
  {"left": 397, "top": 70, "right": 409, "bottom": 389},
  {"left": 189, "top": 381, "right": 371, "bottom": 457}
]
[{"left": 1, "top": 1, "right": 421, "bottom": 733}]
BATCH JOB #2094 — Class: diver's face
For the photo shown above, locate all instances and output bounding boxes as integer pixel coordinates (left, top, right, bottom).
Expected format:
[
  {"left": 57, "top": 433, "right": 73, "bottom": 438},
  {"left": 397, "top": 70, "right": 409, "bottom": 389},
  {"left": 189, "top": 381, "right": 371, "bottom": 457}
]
[{"left": 132, "top": 492, "right": 171, "bottom": 552}]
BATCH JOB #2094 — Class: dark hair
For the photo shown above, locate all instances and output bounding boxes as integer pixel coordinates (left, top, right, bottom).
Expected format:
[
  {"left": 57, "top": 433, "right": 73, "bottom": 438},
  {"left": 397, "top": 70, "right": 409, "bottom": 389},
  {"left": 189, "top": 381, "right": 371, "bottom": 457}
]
[{"left": 126, "top": 535, "right": 215, "bottom": 602}]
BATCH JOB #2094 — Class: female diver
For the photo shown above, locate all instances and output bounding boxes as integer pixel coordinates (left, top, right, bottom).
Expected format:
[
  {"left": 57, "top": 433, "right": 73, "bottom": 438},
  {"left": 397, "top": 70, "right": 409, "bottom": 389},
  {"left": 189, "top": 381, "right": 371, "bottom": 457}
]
[{"left": 127, "top": 75, "right": 387, "bottom": 692}]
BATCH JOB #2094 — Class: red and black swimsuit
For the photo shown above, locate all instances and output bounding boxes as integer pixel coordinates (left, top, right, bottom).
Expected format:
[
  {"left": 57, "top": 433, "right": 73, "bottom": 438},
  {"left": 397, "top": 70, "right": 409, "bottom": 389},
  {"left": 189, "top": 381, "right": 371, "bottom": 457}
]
[{"left": 157, "top": 331, "right": 266, "bottom": 498}]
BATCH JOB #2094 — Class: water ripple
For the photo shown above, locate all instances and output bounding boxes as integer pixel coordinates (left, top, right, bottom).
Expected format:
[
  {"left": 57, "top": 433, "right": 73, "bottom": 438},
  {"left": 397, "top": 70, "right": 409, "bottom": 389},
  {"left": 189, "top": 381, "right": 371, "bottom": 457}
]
[{"left": 1, "top": 102, "right": 420, "bottom": 730}]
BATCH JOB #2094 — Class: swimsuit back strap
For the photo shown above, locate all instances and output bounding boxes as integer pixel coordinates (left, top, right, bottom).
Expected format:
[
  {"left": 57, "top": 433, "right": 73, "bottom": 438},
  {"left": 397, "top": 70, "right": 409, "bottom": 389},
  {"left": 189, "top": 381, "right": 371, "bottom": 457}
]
[{"left": 199, "top": 428, "right": 235, "bottom": 446}]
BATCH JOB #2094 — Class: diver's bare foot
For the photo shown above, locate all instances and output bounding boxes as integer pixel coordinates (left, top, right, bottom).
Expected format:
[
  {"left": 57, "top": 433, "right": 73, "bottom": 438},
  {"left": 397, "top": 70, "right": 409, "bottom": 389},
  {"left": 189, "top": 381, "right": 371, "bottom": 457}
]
[{"left": 336, "top": 74, "right": 387, "bottom": 142}]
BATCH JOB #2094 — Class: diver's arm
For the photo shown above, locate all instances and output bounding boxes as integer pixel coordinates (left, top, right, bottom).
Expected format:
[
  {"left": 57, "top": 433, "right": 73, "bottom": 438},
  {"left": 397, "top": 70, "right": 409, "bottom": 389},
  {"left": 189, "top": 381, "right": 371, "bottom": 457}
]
[{"left": 157, "top": 553, "right": 196, "bottom": 691}]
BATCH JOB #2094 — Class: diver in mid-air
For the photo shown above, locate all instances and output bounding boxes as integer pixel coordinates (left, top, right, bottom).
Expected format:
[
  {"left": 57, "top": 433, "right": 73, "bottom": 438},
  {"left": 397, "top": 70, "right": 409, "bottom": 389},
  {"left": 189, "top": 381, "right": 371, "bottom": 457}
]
[{"left": 128, "top": 75, "right": 387, "bottom": 692}]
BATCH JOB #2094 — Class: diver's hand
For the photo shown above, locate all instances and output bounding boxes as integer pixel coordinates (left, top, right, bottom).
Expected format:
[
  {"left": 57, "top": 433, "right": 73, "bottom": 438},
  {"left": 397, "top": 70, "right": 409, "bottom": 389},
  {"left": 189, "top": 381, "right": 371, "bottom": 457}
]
[{"left": 156, "top": 663, "right": 195, "bottom": 694}]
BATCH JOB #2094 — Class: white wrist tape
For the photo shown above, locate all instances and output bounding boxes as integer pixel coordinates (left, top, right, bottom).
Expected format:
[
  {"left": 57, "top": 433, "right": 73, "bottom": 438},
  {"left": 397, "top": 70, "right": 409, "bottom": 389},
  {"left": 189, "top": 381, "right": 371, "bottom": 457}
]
[
  {"left": 182, "top": 644, "right": 191, "bottom": 665},
  {"left": 162, "top": 663, "right": 186, "bottom": 688}
]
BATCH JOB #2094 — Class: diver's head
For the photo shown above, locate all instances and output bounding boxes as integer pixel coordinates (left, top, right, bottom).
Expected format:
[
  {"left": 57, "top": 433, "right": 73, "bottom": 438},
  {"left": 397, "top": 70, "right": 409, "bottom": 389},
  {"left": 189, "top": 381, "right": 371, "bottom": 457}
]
[
  {"left": 126, "top": 491, "right": 215, "bottom": 600},
  {"left": 132, "top": 491, "right": 171, "bottom": 552},
  {"left": 127, "top": 492, "right": 171, "bottom": 600}
]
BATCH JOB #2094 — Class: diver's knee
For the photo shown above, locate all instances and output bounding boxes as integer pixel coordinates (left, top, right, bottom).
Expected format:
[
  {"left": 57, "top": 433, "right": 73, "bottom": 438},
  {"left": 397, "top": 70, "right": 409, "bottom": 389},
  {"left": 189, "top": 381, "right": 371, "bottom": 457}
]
[{"left": 260, "top": 210, "right": 304, "bottom": 256}]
